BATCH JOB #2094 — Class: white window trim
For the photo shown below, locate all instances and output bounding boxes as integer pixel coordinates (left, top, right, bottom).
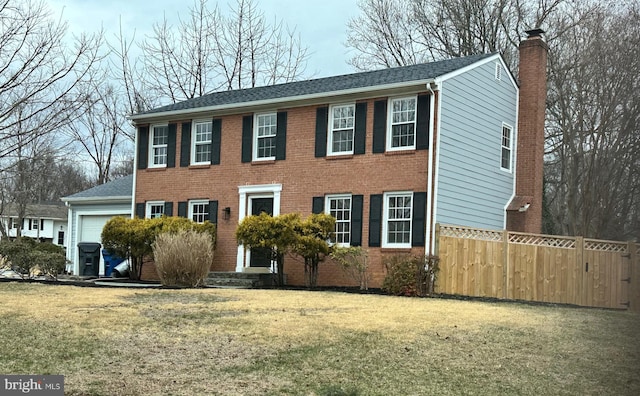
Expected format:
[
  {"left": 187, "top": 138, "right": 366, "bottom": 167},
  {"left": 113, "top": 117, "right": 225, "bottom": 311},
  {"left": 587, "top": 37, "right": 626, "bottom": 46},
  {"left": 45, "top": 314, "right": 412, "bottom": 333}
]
[
  {"left": 253, "top": 112, "right": 277, "bottom": 161},
  {"left": 501, "top": 123, "right": 513, "bottom": 172},
  {"left": 325, "top": 194, "right": 352, "bottom": 247},
  {"left": 188, "top": 199, "right": 210, "bottom": 223},
  {"left": 146, "top": 201, "right": 165, "bottom": 219},
  {"left": 382, "top": 191, "right": 413, "bottom": 248},
  {"left": 495, "top": 62, "right": 502, "bottom": 81},
  {"left": 149, "top": 124, "right": 169, "bottom": 168},
  {"left": 191, "top": 120, "right": 213, "bottom": 165},
  {"left": 327, "top": 103, "right": 355, "bottom": 156},
  {"left": 386, "top": 96, "right": 417, "bottom": 151}
]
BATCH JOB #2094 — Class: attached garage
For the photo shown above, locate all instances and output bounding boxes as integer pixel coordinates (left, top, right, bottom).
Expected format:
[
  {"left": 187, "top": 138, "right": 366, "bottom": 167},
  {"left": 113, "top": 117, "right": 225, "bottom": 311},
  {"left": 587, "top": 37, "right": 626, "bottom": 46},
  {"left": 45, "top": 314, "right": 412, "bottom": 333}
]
[{"left": 61, "top": 175, "right": 133, "bottom": 276}]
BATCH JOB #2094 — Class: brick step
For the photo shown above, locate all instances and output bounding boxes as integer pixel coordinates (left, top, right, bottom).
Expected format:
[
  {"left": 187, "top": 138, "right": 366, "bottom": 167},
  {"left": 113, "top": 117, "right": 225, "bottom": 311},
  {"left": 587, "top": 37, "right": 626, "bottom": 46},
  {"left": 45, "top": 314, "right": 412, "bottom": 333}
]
[{"left": 206, "top": 272, "right": 279, "bottom": 288}]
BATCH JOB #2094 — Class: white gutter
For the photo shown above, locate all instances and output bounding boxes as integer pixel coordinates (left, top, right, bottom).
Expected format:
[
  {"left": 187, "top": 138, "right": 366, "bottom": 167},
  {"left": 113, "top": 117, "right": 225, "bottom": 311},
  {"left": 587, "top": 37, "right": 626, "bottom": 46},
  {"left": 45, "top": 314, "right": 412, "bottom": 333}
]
[
  {"left": 127, "top": 79, "right": 436, "bottom": 123},
  {"left": 425, "top": 81, "right": 439, "bottom": 255},
  {"left": 431, "top": 79, "right": 445, "bottom": 255},
  {"left": 131, "top": 127, "right": 138, "bottom": 219}
]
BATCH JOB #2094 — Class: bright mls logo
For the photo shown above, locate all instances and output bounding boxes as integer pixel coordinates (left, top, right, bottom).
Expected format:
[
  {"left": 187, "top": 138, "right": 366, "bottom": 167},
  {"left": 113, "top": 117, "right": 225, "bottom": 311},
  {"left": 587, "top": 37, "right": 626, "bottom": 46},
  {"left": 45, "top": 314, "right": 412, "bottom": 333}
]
[{"left": 0, "top": 375, "right": 63, "bottom": 396}]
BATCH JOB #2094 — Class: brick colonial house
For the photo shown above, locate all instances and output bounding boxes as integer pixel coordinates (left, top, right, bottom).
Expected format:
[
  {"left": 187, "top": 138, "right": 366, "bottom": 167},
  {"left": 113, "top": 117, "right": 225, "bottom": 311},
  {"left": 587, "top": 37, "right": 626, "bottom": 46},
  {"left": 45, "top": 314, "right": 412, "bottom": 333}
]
[{"left": 129, "top": 31, "right": 548, "bottom": 287}]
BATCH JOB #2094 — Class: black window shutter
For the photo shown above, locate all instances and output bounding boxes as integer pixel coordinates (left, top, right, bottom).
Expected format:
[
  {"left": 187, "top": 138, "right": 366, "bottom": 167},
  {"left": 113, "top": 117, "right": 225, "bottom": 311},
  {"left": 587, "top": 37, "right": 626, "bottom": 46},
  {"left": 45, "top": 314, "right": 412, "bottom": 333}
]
[
  {"left": 241, "top": 115, "right": 253, "bottom": 163},
  {"left": 411, "top": 192, "right": 426, "bottom": 247},
  {"left": 135, "top": 203, "right": 145, "bottom": 219},
  {"left": 372, "top": 100, "right": 387, "bottom": 153},
  {"left": 164, "top": 202, "right": 173, "bottom": 217},
  {"left": 312, "top": 197, "right": 324, "bottom": 214},
  {"left": 368, "top": 194, "right": 383, "bottom": 247},
  {"left": 315, "top": 106, "right": 328, "bottom": 157},
  {"left": 180, "top": 122, "right": 192, "bottom": 167},
  {"left": 276, "top": 111, "right": 287, "bottom": 160},
  {"left": 211, "top": 119, "right": 222, "bottom": 165},
  {"left": 178, "top": 202, "right": 188, "bottom": 218},
  {"left": 416, "top": 95, "right": 430, "bottom": 150},
  {"left": 209, "top": 200, "right": 219, "bottom": 224},
  {"left": 137, "top": 126, "right": 149, "bottom": 169},
  {"left": 167, "top": 123, "right": 177, "bottom": 168},
  {"left": 354, "top": 102, "right": 367, "bottom": 155},
  {"left": 351, "top": 195, "right": 364, "bottom": 246}
]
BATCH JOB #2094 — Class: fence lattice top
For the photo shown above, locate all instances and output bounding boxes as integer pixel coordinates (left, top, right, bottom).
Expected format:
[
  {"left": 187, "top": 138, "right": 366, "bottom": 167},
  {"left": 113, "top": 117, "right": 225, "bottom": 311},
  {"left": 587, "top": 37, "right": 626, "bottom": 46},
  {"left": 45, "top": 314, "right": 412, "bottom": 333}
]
[
  {"left": 584, "top": 239, "right": 628, "bottom": 252},
  {"left": 439, "top": 225, "right": 502, "bottom": 241},
  {"left": 509, "top": 233, "right": 576, "bottom": 249}
]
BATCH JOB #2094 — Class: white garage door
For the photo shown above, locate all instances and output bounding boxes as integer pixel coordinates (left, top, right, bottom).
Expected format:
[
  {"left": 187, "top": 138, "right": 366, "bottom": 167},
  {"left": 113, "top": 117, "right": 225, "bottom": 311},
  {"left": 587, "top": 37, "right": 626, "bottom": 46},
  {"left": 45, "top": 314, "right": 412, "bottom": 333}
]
[{"left": 79, "top": 215, "right": 121, "bottom": 243}]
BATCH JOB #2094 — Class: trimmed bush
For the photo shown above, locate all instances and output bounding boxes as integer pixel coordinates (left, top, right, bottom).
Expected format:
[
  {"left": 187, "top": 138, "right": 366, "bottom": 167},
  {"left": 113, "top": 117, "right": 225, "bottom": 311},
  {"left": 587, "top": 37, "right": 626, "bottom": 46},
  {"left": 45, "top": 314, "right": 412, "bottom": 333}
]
[
  {"left": 102, "top": 216, "right": 216, "bottom": 280},
  {"left": 382, "top": 255, "right": 440, "bottom": 297},
  {"left": 152, "top": 230, "right": 214, "bottom": 287},
  {"left": 0, "top": 239, "right": 67, "bottom": 279}
]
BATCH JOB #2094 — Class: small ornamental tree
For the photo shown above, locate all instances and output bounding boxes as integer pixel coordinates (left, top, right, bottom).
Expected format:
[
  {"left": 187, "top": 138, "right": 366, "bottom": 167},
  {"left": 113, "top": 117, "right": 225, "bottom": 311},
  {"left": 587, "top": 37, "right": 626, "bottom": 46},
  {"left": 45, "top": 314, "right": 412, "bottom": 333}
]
[
  {"left": 292, "top": 213, "right": 335, "bottom": 289},
  {"left": 330, "top": 246, "right": 369, "bottom": 290},
  {"left": 101, "top": 216, "right": 216, "bottom": 280},
  {"left": 235, "top": 212, "right": 299, "bottom": 285}
]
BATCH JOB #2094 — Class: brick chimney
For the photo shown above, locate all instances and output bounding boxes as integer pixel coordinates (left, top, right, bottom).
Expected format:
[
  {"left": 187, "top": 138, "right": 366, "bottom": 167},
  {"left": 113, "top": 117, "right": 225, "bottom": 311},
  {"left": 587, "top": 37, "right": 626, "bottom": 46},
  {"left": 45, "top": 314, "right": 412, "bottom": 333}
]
[{"left": 507, "top": 29, "right": 549, "bottom": 234}]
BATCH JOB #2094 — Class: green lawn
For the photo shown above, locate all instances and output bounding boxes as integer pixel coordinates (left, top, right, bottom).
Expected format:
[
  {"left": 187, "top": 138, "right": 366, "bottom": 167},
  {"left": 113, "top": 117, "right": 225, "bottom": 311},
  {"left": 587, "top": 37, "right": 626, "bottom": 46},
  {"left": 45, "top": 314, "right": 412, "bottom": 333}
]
[{"left": 0, "top": 282, "right": 638, "bottom": 395}]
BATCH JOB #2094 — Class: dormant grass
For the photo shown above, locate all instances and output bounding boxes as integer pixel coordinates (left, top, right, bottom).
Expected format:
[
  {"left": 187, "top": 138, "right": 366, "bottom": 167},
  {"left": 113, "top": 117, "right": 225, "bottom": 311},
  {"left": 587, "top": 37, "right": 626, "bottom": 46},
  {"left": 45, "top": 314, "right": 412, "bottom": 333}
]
[{"left": 0, "top": 282, "right": 638, "bottom": 395}]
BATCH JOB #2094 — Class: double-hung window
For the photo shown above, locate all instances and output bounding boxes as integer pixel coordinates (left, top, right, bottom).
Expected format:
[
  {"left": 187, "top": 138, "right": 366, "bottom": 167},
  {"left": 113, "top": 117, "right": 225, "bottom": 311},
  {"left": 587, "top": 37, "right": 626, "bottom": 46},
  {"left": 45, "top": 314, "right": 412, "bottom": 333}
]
[
  {"left": 146, "top": 201, "right": 165, "bottom": 219},
  {"left": 254, "top": 113, "right": 277, "bottom": 160},
  {"left": 189, "top": 200, "right": 210, "bottom": 223},
  {"left": 150, "top": 125, "right": 169, "bottom": 167},
  {"left": 326, "top": 195, "right": 352, "bottom": 245},
  {"left": 192, "top": 121, "right": 212, "bottom": 164},
  {"left": 388, "top": 97, "right": 417, "bottom": 150},
  {"left": 383, "top": 192, "right": 412, "bottom": 247},
  {"left": 501, "top": 124, "right": 513, "bottom": 171},
  {"left": 328, "top": 104, "right": 355, "bottom": 155}
]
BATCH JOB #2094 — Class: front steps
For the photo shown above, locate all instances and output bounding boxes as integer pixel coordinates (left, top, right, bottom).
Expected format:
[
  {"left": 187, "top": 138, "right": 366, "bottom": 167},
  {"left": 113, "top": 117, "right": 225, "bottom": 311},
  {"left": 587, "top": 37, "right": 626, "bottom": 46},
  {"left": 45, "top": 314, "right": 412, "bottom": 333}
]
[{"left": 206, "top": 271, "right": 278, "bottom": 288}]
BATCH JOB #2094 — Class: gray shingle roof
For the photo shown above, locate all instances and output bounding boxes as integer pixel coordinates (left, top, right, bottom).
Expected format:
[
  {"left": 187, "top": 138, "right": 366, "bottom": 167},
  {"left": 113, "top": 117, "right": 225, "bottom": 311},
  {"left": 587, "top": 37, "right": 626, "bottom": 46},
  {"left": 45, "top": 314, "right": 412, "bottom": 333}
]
[
  {"left": 62, "top": 175, "right": 133, "bottom": 200},
  {"left": 137, "top": 53, "right": 494, "bottom": 115},
  {"left": 2, "top": 203, "right": 67, "bottom": 220}
]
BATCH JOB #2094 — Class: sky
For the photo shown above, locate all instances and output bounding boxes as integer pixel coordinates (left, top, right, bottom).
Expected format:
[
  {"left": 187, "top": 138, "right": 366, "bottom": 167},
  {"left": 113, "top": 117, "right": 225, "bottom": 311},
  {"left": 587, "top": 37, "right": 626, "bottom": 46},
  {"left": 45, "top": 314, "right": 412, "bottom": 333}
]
[{"left": 47, "top": 0, "right": 361, "bottom": 79}]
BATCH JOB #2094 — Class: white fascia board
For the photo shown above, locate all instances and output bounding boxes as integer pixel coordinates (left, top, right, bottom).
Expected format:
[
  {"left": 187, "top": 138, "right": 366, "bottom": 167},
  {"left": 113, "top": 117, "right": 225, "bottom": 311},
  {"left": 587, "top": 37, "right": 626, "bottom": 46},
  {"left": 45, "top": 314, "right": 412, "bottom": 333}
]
[
  {"left": 127, "top": 80, "right": 435, "bottom": 124},
  {"left": 60, "top": 196, "right": 132, "bottom": 205}
]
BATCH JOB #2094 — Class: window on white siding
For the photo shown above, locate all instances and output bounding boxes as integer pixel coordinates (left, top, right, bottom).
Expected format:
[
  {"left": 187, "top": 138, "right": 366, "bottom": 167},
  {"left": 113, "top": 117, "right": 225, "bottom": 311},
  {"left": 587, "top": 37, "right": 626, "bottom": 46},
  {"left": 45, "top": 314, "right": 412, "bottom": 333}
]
[
  {"left": 326, "top": 195, "right": 351, "bottom": 246},
  {"left": 146, "top": 201, "right": 165, "bottom": 219},
  {"left": 191, "top": 121, "right": 212, "bottom": 164},
  {"left": 328, "top": 104, "right": 355, "bottom": 155},
  {"left": 150, "top": 125, "right": 169, "bottom": 167},
  {"left": 189, "top": 200, "right": 210, "bottom": 223},
  {"left": 254, "top": 113, "right": 277, "bottom": 160},
  {"left": 388, "top": 97, "right": 417, "bottom": 150},
  {"left": 495, "top": 62, "right": 502, "bottom": 81},
  {"left": 383, "top": 192, "right": 412, "bottom": 248},
  {"left": 501, "top": 124, "right": 513, "bottom": 171}
]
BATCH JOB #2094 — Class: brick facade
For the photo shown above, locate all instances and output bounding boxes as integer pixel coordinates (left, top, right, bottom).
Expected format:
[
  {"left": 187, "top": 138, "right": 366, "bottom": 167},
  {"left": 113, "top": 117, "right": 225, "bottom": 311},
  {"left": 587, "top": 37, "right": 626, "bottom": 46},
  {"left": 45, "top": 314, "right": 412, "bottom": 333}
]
[{"left": 135, "top": 96, "right": 431, "bottom": 287}]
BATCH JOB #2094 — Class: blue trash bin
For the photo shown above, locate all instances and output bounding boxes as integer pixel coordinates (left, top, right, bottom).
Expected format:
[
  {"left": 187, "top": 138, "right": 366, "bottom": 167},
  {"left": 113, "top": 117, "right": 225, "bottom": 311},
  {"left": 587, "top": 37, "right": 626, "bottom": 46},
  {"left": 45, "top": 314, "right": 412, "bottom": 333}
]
[{"left": 102, "top": 249, "right": 125, "bottom": 277}]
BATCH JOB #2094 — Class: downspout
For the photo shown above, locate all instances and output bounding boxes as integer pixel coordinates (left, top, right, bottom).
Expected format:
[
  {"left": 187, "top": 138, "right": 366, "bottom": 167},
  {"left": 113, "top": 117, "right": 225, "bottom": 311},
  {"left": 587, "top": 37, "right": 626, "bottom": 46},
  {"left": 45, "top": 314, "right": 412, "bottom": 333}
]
[
  {"left": 425, "top": 81, "right": 439, "bottom": 255},
  {"left": 131, "top": 121, "right": 138, "bottom": 219}
]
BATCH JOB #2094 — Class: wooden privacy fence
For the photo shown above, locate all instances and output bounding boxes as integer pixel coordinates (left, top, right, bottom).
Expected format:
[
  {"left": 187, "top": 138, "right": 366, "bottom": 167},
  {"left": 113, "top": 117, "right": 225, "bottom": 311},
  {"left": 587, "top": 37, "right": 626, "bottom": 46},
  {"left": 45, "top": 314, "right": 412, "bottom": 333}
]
[{"left": 434, "top": 224, "right": 640, "bottom": 311}]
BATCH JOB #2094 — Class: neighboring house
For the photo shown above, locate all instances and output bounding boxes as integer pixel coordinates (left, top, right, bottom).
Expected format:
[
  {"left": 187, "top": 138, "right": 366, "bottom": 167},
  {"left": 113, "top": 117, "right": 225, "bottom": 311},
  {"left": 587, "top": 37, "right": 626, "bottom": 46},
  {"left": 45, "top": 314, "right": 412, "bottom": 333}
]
[
  {"left": 61, "top": 175, "right": 133, "bottom": 275},
  {"left": 128, "top": 31, "right": 548, "bottom": 287},
  {"left": 0, "top": 203, "right": 68, "bottom": 246}
]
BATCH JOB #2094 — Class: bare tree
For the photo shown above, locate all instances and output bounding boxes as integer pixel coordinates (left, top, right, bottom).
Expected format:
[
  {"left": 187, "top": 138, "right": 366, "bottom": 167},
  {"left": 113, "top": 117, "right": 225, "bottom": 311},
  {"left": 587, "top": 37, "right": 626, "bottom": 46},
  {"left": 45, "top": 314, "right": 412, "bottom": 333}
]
[
  {"left": 65, "top": 83, "right": 133, "bottom": 184},
  {"left": 139, "top": 0, "right": 309, "bottom": 104},
  {"left": 0, "top": 0, "right": 103, "bottom": 162}
]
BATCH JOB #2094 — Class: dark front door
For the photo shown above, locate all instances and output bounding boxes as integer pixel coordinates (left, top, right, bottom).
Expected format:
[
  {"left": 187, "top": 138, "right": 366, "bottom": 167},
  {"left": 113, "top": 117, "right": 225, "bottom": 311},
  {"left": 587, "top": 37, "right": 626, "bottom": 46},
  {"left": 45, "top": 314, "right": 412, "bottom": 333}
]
[{"left": 250, "top": 198, "right": 274, "bottom": 268}]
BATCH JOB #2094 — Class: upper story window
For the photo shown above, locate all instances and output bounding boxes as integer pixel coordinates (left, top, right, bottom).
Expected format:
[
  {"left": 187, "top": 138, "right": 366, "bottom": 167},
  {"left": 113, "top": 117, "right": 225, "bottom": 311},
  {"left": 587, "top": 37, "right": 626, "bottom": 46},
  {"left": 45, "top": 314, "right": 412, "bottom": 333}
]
[
  {"left": 328, "top": 104, "right": 355, "bottom": 155},
  {"left": 388, "top": 96, "right": 417, "bottom": 150},
  {"left": 146, "top": 201, "right": 165, "bottom": 219},
  {"left": 495, "top": 62, "right": 502, "bottom": 81},
  {"left": 501, "top": 124, "right": 513, "bottom": 171},
  {"left": 191, "top": 121, "right": 212, "bottom": 165},
  {"left": 150, "top": 125, "right": 169, "bottom": 167},
  {"left": 254, "top": 113, "right": 277, "bottom": 160},
  {"left": 382, "top": 192, "right": 412, "bottom": 248},
  {"left": 326, "top": 195, "right": 352, "bottom": 246},
  {"left": 189, "top": 200, "right": 210, "bottom": 223}
]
